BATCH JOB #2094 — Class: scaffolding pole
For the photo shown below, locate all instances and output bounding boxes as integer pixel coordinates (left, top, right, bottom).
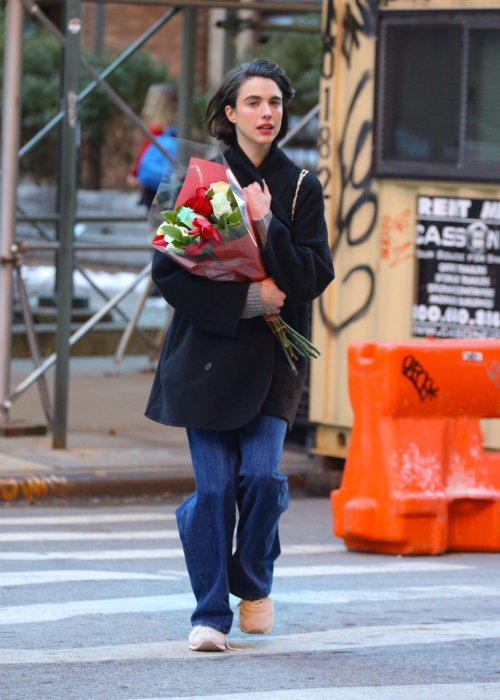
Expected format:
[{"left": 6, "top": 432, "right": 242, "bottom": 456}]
[
  {"left": 178, "top": 6, "right": 198, "bottom": 141},
  {"left": 52, "top": 0, "right": 82, "bottom": 449},
  {"left": 0, "top": 0, "right": 24, "bottom": 424}
]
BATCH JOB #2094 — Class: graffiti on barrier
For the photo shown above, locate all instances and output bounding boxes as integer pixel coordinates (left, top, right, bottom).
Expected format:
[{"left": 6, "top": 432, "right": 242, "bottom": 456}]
[{"left": 402, "top": 355, "right": 439, "bottom": 402}]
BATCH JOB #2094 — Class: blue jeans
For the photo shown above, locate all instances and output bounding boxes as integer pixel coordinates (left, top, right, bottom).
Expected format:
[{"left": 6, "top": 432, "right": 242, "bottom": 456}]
[{"left": 175, "top": 415, "right": 289, "bottom": 634}]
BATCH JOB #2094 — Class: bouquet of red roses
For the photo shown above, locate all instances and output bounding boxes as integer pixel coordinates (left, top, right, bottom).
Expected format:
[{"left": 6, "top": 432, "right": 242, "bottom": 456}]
[{"left": 148, "top": 141, "right": 320, "bottom": 375}]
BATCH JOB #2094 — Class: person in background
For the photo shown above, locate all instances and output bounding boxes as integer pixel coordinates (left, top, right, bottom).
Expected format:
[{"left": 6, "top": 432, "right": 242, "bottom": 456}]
[{"left": 127, "top": 83, "right": 178, "bottom": 209}]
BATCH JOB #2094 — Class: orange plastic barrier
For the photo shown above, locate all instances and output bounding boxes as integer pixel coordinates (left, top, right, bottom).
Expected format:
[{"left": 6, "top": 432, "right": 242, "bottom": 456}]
[{"left": 331, "top": 340, "right": 500, "bottom": 555}]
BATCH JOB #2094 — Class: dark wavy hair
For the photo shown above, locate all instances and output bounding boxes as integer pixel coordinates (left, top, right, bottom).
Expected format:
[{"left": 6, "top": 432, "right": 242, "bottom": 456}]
[{"left": 205, "top": 59, "right": 295, "bottom": 146}]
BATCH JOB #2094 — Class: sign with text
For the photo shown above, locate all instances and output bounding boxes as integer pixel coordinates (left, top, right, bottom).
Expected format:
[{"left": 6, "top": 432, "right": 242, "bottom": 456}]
[{"left": 413, "top": 196, "right": 500, "bottom": 339}]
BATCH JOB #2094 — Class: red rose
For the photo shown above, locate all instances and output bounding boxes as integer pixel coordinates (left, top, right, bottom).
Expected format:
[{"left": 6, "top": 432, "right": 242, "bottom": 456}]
[
  {"left": 184, "top": 192, "right": 213, "bottom": 218},
  {"left": 191, "top": 217, "right": 220, "bottom": 239},
  {"left": 187, "top": 218, "right": 224, "bottom": 251},
  {"left": 152, "top": 235, "right": 168, "bottom": 247}
]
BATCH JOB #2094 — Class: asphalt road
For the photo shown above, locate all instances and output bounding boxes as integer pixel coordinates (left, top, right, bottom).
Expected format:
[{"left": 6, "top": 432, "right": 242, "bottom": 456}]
[{"left": 1, "top": 497, "right": 500, "bottom": 700}]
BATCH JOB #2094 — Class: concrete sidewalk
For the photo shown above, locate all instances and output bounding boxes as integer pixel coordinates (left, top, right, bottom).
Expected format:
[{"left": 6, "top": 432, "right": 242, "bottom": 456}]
[{"left": 0, "top": 357, "right": 336, "bottom": 502}]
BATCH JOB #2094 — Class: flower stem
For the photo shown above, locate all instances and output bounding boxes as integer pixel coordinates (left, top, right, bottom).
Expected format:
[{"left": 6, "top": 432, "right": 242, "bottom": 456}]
[{"left": 263, "top": 313, "right": 321, "bottom": 375}]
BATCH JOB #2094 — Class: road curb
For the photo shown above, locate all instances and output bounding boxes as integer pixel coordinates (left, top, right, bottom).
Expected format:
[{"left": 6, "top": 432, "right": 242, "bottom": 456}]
[{"left": 0, "top": 471, "right": 312, "bottom": 502}]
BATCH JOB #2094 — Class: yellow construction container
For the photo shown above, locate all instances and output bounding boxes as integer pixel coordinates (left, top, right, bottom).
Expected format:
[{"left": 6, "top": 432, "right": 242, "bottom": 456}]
[{"left": 310, "top": 0, "right": 500, "bottom": 457}]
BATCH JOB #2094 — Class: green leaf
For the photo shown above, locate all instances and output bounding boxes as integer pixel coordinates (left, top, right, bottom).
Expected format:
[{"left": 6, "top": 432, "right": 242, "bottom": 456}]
[
  {"left": 162, "top": 211, "right": 178, "bottom": 225},
  {"left": 227, "top": 210, "right": 242, "bottom": 225},
  {"left": 162, "top": 224, "right": 186, "bottom": 242},
  {"left": 218, "top": 213, "right": 228, "bottom": 229}
]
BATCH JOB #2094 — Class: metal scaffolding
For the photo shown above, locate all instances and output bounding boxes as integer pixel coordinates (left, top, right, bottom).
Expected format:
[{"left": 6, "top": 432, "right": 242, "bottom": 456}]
[{"left": 0, "top": 0, "right": 321, "bottom": 448}]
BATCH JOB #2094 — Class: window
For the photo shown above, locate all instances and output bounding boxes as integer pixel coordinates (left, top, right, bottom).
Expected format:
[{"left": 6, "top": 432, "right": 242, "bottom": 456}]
[{"left": 375, "top": 12, "right": 500, "bottom": 181}]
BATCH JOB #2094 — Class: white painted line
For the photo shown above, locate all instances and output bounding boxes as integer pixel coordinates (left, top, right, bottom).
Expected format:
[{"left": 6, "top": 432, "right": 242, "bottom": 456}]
[
  {"left": 0, "top": 548, "right": 473, "bottom": 578},
  {"left": 0, "top": 570, "right": 183, "bottom": 587},
  {"left": 0, "top": 529, "right": 179, "bottom": 542},
  {"left": 281, "top": 544, "right": 346, "bottom": 555},
  {"left": 0, "top": 545, "right": 344, "bottom": 561},
  {"left": 2, "top": 619, "right": 499, "bottom": 664},
  {"left": 132, "top": 683, "right": 500, "bottom": 700},
  {"left": 272, "top": 585, "right": 500, "bottom": 605},
  {"left": 0, "top": 595, "right": 195, "bottom": 625},
  {"left": 1, "top": 584, "right": 495, "bottom": 625},
  {"left": 0, "top": 549, "right": 186, "bottom": 561},
  {"left": 0, "top": 513, "right": 176, "bottom": 526},
  {"left": 273, "top": 562, "right": 473, "bottom": 577}
]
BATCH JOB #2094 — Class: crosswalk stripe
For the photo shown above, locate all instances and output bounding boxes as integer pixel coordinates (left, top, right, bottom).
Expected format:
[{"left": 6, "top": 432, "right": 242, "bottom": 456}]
[
  {"left": 1, "top": 584, "right": 493, "bottom": 625},
  {"left": 280, "top": 544, "right": 346, "bottom": 554},
  {"left": 133, "top": 684, "right": 500, "bottom": 700},
  {"left": 0, "top": 529, "right": 180, "bottom": 542},
  {"left": 274, "top": 562, "right": 472, "bottom": 577},
  {"left": 0, "top": 545, "right": 344, "bottom": 561},
  {"left": 270, "top": 584, "right": 500, "bottom": 604},
  {"left": 0, "top": 545, "right": 473, "bottom": 577},
  {"left": 0, "top": 595, "right": 194, "bottom": 625},
  {"left": 0, "top": 549, "right": 186, "bottom": 561},
  {"left": 0, "top": 513, "right": 176, "bottom": 526},
  {"left": 0, "top": 570, "right": 184, "bottom": 587},
  {"left": 1, "top": 619, "right": 499, "bottom": 664}
]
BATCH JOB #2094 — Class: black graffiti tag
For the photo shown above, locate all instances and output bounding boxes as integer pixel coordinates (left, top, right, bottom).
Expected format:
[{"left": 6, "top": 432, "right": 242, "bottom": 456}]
[
  {"left": 342, "top": 0, "right": 377, "bottom": 67},
  {"left": 321, "top": 0, "right": 336, "bottom": 80},
  {"left": 319, "top": 70, "right": 377, "bottom": 334},
  {"left": 402, "top": 355, "right": 439, "bottom": 402},
  {"left": 318, "top": 0, "right": 379, "bottom": 337}
]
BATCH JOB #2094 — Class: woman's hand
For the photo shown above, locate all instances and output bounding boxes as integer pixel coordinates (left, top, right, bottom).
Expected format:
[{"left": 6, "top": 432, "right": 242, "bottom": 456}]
[
  {"left": 127, "top": 173, "right": 139, "bottom": 187},
  {"left": 261, "top": 277, "right": 286, "bottom": 315},
  {"left": 244, "top": 180, "right": 271, "bottom": 220}
]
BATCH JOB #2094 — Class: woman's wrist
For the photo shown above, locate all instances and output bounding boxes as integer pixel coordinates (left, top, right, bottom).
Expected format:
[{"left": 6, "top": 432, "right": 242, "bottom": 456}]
[
  {"left": 241, "top": 282, "right": 264, "bottom": 319},
  {"left": 253, "top": 206, "right": 271, "bottom": 219},
  {"left": 254, "top": 211, "right": 272, "bottom": 248}
]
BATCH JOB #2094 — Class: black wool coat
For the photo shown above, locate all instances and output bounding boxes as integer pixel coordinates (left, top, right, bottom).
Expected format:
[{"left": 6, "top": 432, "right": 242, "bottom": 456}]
[{"left": 145, "top": 140, "right": 335, "bottom": 431}]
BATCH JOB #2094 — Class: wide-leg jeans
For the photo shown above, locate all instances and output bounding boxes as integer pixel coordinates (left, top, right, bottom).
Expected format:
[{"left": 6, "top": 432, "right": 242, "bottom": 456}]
[{"left": 175, "top": 415, "right": 289, "bottom": 634}]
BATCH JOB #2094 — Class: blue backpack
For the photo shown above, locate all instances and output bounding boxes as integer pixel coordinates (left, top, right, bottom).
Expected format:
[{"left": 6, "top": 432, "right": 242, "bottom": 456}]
[{"left": 137, "top": 128, "right": 178, "bottom": 191}]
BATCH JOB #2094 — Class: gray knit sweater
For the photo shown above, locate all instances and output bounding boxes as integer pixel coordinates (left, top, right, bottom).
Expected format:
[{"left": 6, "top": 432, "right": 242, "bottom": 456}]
[{"left": 241, "top": 211, "right": 272, "bottom": 319}]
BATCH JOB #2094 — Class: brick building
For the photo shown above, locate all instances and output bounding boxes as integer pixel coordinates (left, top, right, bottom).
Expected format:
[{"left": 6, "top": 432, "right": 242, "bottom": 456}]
[{"left": 81, "top": 3, "right": 209, "bottom": 91}]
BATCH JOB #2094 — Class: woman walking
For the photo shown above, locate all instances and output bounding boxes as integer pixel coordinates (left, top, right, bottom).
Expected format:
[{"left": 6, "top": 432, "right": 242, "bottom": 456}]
[{"left": 145, "top": 58, "right": 335, "bottom": 651}]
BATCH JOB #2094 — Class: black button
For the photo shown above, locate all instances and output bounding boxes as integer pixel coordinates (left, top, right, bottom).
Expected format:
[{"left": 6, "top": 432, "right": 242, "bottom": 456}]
[{"left": 205, "top": 363, "right": 212, "bottom": 371}]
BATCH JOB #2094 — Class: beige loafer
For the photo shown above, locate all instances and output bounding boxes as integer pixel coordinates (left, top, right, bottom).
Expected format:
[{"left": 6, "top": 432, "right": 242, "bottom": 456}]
[{"left": 238, "top": 597, "right": 274, "bottom": 634}]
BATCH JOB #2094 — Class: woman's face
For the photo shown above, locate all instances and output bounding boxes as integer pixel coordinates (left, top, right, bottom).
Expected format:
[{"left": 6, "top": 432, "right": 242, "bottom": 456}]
[{"left": 225, "top": 77, "right": 283, "bottom": 149}]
